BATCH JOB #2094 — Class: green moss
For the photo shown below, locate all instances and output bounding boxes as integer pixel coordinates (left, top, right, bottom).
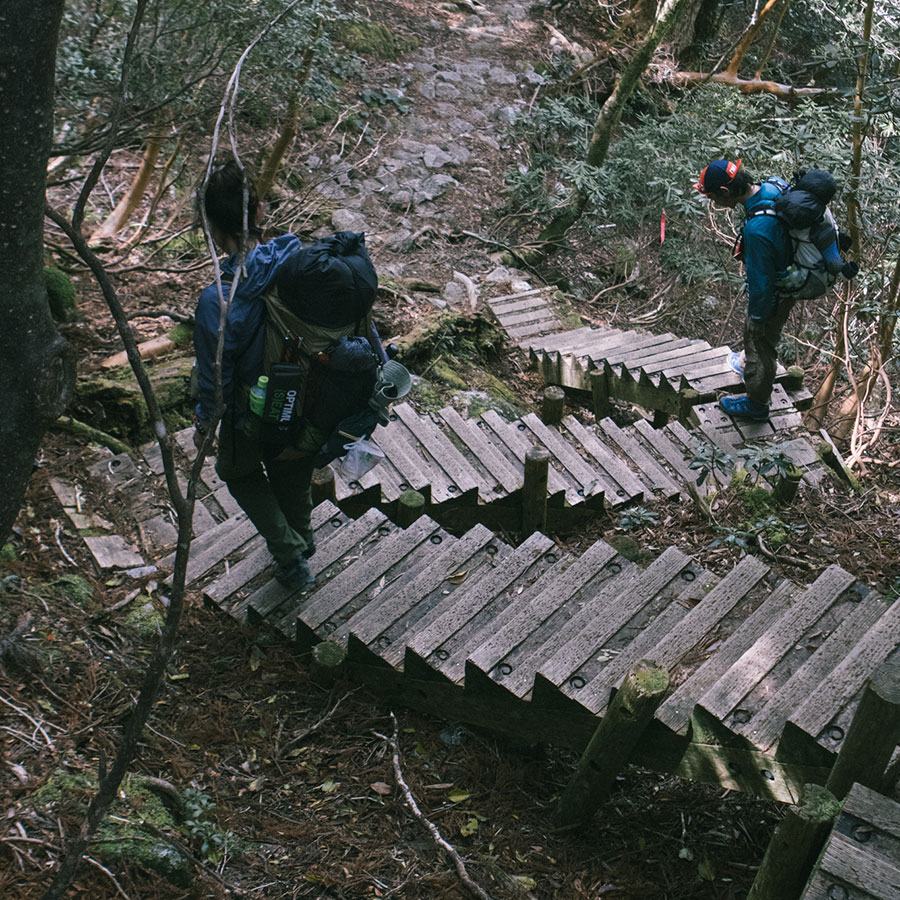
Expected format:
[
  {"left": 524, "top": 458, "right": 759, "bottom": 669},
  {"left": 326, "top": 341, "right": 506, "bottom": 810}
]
[
  {"left": 167, "top": 323, "right": 193, "bottom": 347},
  {"left": 123, "top": 601, "right": 164, "bottom": 638},
  {"left": 607, "top": 534, "right": 649, "bottom": 562},
  {"left": 53, "top": 574, "right": 95, "bottom": 609},
  {"left": 33, "top": 772, "right": 193, "bottom": 887},
  {"left": 743, "top": 486, "right": 773, "bottom": 517},
  {"left": 339, "top": 21, "right": 418, "bottom": 59},
  {"left": 45, "top": 266, "right": 78, "bottom": 322},
  {"left": 0, "top": 542, "right": 17, "bottom": 565}
]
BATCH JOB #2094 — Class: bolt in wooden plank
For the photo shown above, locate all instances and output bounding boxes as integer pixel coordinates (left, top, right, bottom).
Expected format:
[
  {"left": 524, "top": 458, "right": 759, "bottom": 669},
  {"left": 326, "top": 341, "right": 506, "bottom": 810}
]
[
  {"left": 698, "top": 565, "right": 858, "bottom": 726},
  {"left": 841, "top": 781, "right": 900, "bottom": 841},
  {"left": 438, "top": 406, "right": 521, "bottom": 494},
  {"left": 536, "top": 546, "right": 692, "bottom": 690},
  {"left": 738, "top": 597, "right": 888, "bottom": 750},
  {"left": 519, "top": 413, "right": 606, "bottom": 496},
  {"left": 385, "top": 410, "right": 459, "bottom": 503},
  {"left": 479, "top": 409, "right": 572, "bottom": 499},
  {"left": 390, "top": 531, "right": 555, "bottom": 669},
  {"left": 296, "top": 515, "right": 443, "bottom": 634},
  {"left": 392, "top": 403, "right": 483, "bottom": 496},
  {"left": 597, "top": 417, "right": 681, "bottom": 498},
  {"left": 372, "top": 416, "right": 440, "bottom": 495},
  {"left": 337, "top": 524, "right": 498, "bottom": 645},
  {"left": 465, "top": 540, "right": 622, "bottom": 679},
  {"left": 656, "top": 581, "right": 796, "bottom": 735},
  {"left": 587, "top": 556, "right": 770, "bottom": 715},
  {"left": 560, "top": 415, "right": 645, "bottom": 503},
  {"left": 788, "top": 597, "right": 900, "bottom": 751}
]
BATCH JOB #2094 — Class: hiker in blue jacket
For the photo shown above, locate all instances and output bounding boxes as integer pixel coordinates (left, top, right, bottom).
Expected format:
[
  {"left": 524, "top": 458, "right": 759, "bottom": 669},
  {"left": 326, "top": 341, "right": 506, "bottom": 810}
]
[
  {"left": 193, "top": 161, "right": 315, "bottom": 590},
  {"left": 695, "top": 159, "right": 792, "bottom": 422}
]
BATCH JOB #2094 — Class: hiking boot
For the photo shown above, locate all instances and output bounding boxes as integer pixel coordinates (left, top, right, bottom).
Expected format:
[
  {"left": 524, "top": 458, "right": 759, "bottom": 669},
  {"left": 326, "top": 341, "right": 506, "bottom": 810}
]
[
  {"left": 728, "top": 350, "right": 745, "bottom": 378},
  {"left": 275, "top": 554, "right": 315, "bottom": 591},
  {"left": 719, "top": 395, "right": 770, "bottom": 422}
]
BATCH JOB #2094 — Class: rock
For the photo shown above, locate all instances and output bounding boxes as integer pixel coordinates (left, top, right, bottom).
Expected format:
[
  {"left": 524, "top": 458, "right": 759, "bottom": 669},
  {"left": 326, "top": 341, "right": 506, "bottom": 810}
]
[
  {"left": 424, "top": 146, "right": 454, "bottom": 168},
  {"left": 436, "top": 69, "right": 462, "bottom": 83},
  {"left": 305, "top": 154, "right": 322, "bottom": 169},
  {"left": 435, "top": 82, "right": 461, "bottom": 100},
  {"left": 486, "top": 266, "right": 512, "bottom": 283},
  {"left": 495, "top": 106, "right": 519, "bottom": 124},
  {"left": 417, "top": 174, "right": 459, "bottom": 201},
  {"left": 388, "top": 190, "right": 414, "bottom": 210},
  {"left": 332, "top": 208, "right": 368, "bottom": 232},
  {"left": 361, "top": 193, "right": 384, "bottom": 215},
  {"left": 428, "top": 296, "right": 448, "bottom": 310},
  {"left": 523, "top": 69, "right": 545, "bottom": 85},
  {"left": 447, "top": 118, "right": 474, "bottom": 134},
  {"left": 489, "top": 66, "right": 518, "bottom": 85},
  {"left": 441, "top": 281, "right": 467, "bottom": 306},
  {"left": 417, "top": 80, "right": 436, "bottom": 100},
  {"left": 510, "top": 279, "right": 532, "bottom": 293}
]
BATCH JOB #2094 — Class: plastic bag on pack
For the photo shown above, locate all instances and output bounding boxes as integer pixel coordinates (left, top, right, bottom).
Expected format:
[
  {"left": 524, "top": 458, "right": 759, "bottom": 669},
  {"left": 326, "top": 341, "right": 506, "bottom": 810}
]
[{"left": 340, "top": 437, "right": 385, "bottom": 481}]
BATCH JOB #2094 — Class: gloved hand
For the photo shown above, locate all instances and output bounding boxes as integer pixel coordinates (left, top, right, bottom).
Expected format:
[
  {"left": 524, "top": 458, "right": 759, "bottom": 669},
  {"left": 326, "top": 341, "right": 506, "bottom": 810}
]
[{"left": 841, "top": 261, "right": 859, "bottom": 279}]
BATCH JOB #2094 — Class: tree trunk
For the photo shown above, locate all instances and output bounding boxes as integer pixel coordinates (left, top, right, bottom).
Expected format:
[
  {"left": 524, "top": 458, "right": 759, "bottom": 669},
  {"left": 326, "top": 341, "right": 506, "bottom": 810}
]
[
  {"left": 0, "top": 1, "right": 75, "bottom": 547},
  {"left": 89, "top": 134, "right": 163, "bottom": 242},
  {"left": 725, "top": 0, "right": 782, "bottom": 77},
  {"left": 528, "top": 0, "right": 693, "bottom": 263}
]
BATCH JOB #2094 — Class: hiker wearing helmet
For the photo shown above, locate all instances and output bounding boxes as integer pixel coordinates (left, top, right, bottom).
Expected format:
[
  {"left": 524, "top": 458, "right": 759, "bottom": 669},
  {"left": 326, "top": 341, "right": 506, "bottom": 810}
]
[{"left": 695, "top": 159, "right": 791, "bottom": 422}]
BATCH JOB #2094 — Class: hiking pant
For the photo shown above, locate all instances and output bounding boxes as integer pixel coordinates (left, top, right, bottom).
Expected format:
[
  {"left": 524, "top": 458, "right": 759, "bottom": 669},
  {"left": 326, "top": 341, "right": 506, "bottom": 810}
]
[
  {"left": 215, "top": 422, "right": 316, "bottom": 568},
  {"left": 743, "top": 294, "right": 798, "bottom": 407}
]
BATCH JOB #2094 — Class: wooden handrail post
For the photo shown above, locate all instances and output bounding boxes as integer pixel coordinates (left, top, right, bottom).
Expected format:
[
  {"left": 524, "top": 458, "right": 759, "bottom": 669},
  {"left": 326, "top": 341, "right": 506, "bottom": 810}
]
[
  {"left": 541, "top": 385, "right": 566, "bottom": 425},
  {"left": 521, "top": 446, "right": 549, "bottom": 536},
  {"left": 590, "top": 368, "right": 610, "bottom": 420},
  {"left": 825, "top": 662, "right": 900, "bottom": 800},
  {"left": 553, "top": 660, "right": 669, "bottom": 828},
  {"left": 747, "top": 784, "right": 841, "bottom": 900},
  {"left": 396, "top": 490, "right": 425, "bottom": 528},
  {"left": 311, "top": 466, "right": 337, "bottom": 506},
  {"left": 310, "top": 640, "right": 346, "bottom": 687},
  {"left": 772, "top": 464, "right": 803, "bottom": 505}
]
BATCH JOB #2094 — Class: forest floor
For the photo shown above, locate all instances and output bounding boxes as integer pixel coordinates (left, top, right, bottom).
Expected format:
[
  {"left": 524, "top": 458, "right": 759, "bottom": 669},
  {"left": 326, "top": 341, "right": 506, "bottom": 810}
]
[{"left": 4, "top": 1, "right": 900, "bottom": 899}]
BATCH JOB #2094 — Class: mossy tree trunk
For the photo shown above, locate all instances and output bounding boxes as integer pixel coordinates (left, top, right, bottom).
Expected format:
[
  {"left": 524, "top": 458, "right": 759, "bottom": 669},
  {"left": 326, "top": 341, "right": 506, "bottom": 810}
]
[
  {"left": 0, "top": 0, "right": 75, "bottom": 547},
  {"left": 524, "top": 0, "right": 693, "bottom": 265}
]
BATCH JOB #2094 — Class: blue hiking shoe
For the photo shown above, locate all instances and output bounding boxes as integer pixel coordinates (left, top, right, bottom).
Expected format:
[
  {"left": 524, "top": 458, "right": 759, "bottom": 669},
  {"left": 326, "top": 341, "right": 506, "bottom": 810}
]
[
  {"left": 719, "top": 395, "right": 769, "bottom": 422},
  {"left": 275, "top": 554, "right": 315, "bottom": 591}
]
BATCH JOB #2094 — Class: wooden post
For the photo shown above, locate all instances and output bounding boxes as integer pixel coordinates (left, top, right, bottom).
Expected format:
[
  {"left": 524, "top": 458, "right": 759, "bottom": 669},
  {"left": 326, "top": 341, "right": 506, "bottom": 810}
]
[
  {"left": 521, "top": 446, "right": 549, "bottom": 537},
  {"left": 825, "top": 662, "right": 900, "bottom": 800},
  {"left": 396, "top": 490, "right": 425, "bottom": 528},
  {"left": 553, "top": 660, "right": 669, "bottom": 828},
  {"left": 747, "top": 784, "right": 841, "bottom": 900},
  {"left": 311, "top": 466, "right": 337, "bottom": 505},
  {"left": 783, "top": 365, "right": 805, "bottom": 391},
  {"left": 590, "top": 368, "right": 610, "bottom": 420},
  {"left": 541, "top": 385, "right": 566, "bottom": 425},
  {"left": 310, "top": 640, "right": 346, "bottom": 687},
  {"left": 678, "top": 389, "right": 700, "bottom": 420},
  {"left": 772, "top": 464, "right": 803, "bottom": 505}
]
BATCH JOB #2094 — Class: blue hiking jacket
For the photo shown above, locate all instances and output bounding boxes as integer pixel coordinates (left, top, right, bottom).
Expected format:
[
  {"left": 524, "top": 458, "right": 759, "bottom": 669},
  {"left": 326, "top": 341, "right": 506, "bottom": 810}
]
[
  {"left": 193, "top": 234, "right": 300, "bottom": 427},
  {"left": 742, "top": 180, "right": 792, "bottom": 322}
]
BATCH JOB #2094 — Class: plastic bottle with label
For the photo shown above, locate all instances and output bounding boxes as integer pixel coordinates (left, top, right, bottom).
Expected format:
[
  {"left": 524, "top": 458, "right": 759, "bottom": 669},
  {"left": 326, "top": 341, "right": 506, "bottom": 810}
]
[{"left": 245, "top": 375, "right": 268, "bottom": 439}]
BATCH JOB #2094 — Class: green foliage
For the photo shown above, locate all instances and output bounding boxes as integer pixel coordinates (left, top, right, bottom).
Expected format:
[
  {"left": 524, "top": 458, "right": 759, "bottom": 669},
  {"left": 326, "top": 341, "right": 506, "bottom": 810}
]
[
  {"left": 615, "top": 505, "right": 658, "bottom": 532},
  {"left": 737, "top": 441, "right": 797, "bottom": 482},
  {"left": 53, "top": 574, "right": 95, "bottom": 608},
  {"left": 690, "top": 442, "right": 735, "bottom": 486},
  {"left": 44, "top": 266, "right": 78, "bottom": 322},
  {"left": 182, "top": 787, "right": 241, "bottom": 862}
]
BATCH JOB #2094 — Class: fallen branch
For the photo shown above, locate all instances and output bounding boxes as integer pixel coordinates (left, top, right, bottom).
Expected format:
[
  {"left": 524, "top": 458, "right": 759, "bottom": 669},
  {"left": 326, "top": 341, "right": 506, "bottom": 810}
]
[
  {"left": 51, "top": 417, "right": 131, "bottom": 456},
  {"left": 756, "top": 533, "right": 812, "bottom": 569},
  {"left": 382, "top": 713, "right": 494, "bottom": 900},
  {"left": 277, "top": 690, "right": 356, "bottom": 758}
]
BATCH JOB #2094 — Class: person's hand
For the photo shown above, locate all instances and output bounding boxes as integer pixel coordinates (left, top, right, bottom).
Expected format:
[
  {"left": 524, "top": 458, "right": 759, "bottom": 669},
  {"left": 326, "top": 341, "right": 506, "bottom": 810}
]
[{"left": 193, "top": 423, "right": 216, "bottom": 458}]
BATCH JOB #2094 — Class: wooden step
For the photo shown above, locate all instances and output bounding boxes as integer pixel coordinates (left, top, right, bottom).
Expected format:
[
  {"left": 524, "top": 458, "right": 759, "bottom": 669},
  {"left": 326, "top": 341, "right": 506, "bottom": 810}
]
[
  {"left": 523, "top": 326, "right": 597, "bottom": 354},
  {"left": 696, "top": 565, "right": 860, "bottom": 739},
  {"left": 395, "top": 530, "right": 557, "bottom": 673},
  {"left": 597, "top": 418, "right": 681, "bottom": 499},
  {"left": 630, "top": 418, "right": 708, "bottom": 495}
]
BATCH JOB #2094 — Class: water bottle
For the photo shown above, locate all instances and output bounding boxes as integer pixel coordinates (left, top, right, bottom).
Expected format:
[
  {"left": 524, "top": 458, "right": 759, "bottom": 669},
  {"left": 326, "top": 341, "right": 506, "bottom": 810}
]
[{"left": 245, "top": 375, "right": 268, "bottom": 438}]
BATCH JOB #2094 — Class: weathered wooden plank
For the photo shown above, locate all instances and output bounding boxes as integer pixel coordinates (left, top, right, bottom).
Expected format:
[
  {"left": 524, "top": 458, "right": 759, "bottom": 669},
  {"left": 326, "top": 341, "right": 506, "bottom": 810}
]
[
  {"left": 371, "top": 417, "right": 439, "bottom": 495},
  {"left": 392, "top": 531, "right": 556, "bottom": 669},
  {"left": 656, "top": 581, "right": 796, "bottom": 735},
  {"left": 535, "top": 546, "right": 692, "bottom": 691},
  {"left": 437, "top": 407, "right": 521, "bottom": 494},
  {"left": 490, "top": 295, "right": 550, "bottom": 315},
  {"left": 639, "top": 345, "right": 726, "bottom": 375},
  {"left": 788, "top": 597, "right": 900, "bottom": 752},
  {"left": 738, "top": 597, "right": 888, "bottom": 750},
  {"left": 626, "top": 342, "right": 718, "bottom": 373},
  {"left": 519, "top": 413, "right": 605, "bottom": 497},
  {"left": 487, "top": 286, "right": 546, "bottom": 304},
  {"left": 497, "top": 306, "right": 558, "bottom": 328},
  {"left": 533, "top": 328, "right": 641, "bottom": 359},
  {"left": 803, "top": 831, "right": 900, "bottom": 900},
  {"left": 522, "top": 326, "right": 597, "bottom": 353},
  {"left": 841, "top": 782, "right": 900, "bottom": 840},
  {"left": 479, "top": 409, "right": 571, "bottom": 500},
  {"left": 587, "top": 556, "right": 770, "bottom": 717},
  {"left": 604, "top": 336, "right": 698, "bottom": 367},
  {"left": 385, "top": 409, "right": 459, "bottom": 503},
  {"left": 506, "top": 319, "right": 563, "bottom": 340},
  {"left": 560, "top": 416, "right": 645, "bottom": 503},
  {"left": 698, "top": 565, "right": 858, "bottom": 728},
  {"left": 597, "top": 417, "right": 681, "bottom": 498},
  {"left": 631, "top": 418, "right": 701, "bottom": 490},
  {"left": 336, "top": 524, "right": 498, "bottom": 645},
  {"left": 203, "top": 537, "right": 269, "bottom": 609},
  {"left": 295, "top": 515, "right": 444, "bottom": 634},
  {"left": 392, "top": 404, "right": 483, "bottom": 496}
]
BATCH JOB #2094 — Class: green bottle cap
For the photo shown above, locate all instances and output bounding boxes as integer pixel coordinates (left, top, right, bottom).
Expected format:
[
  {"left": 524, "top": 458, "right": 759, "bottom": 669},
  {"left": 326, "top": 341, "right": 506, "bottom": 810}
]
[{"left": 258, "top": 375, "right": 269, "bottom": 387}]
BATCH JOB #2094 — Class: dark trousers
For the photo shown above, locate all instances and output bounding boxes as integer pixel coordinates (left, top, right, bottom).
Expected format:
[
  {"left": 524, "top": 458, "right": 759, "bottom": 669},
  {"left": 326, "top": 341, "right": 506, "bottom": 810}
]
[
  {"left": 743, "top": 295, "right": 797, "bottom": 407},
  {"left": 215, "top": 423, "right": 315, "bottom": 567}
]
